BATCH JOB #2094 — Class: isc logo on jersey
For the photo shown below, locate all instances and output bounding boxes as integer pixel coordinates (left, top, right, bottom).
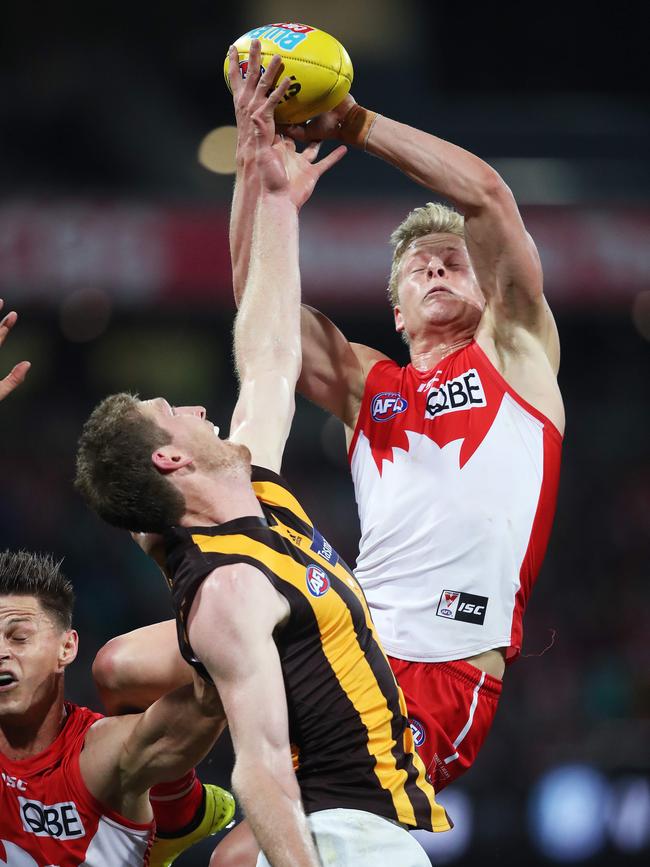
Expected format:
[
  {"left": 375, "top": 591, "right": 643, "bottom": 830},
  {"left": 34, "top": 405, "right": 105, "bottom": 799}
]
[
  {"left": 306, "top": 564, "right": 330, "bottom": 597},
  {"left": 1, "top": 772, "right": 27, "bottom": 791},
  {"left": 371, "top": 392, "right": 408, "bottom": 422},
  {"left": 19, "top": 796, "right": 85, "bottom": 840},
  {"left": 425, "top": 369, "right": 486, "bottom": 420},
  {"left": 436, "top": 590, "right": 488, "bottom": 625}
]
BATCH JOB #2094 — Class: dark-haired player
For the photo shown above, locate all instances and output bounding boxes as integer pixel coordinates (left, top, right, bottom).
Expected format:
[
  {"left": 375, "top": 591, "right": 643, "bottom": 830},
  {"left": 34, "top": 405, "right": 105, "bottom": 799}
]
[
  {"left": 0, "top": 308, "right": 234, "bottom": 867},
  {"left": 76, "top": 62, "right": 449, "bottom": 866},
  {"left": 0, "top": 550, "right": 231, "bottom": 866}
]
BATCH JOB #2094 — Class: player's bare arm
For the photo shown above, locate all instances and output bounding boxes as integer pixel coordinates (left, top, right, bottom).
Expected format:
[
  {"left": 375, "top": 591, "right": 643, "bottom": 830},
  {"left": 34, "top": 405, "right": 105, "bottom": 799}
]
[
  {"left": 228, "top": 53, "right": 346, "bottom": 468},
  {"left": 287, "top": 96, "right": 563, "bottom": 430},
  {"left": 227, "top": 42, "right": 376, "bottom": 430},
  {"left": 0, "top": 300, "right": 30, "bottom": 401},
  {"left": 93, "top": 619, "right": 192, "bottom": 714},
  {"left": 187, "top": 563, "right": 320, "bottom": 867},
  {"left": 79, "top": 670, "right": 226, "bottom": 823}
]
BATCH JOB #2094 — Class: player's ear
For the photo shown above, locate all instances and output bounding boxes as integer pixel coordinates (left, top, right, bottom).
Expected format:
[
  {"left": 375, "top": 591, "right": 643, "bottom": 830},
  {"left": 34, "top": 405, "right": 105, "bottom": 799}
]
[
  {"left": 394, "top": 304, "right": 405, "bottom": 334},
  {"left": 58, "top": 630, "right": 78, "bottom": 671},
  {"left": 151, "top": 446, "right": 193, "bottom": 474}
]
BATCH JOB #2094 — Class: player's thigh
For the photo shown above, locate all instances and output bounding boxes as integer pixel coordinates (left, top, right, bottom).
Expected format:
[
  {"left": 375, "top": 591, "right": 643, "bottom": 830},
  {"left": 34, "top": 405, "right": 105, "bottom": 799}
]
[
  {"left": 257, "top": 809, "right": 430, "bottom": 867},
  {"left": 210, "top": 820, "right": 259, "bottom": 867},
  {"left": 93, "top": 619, "right": 192, "bottom": 712}
]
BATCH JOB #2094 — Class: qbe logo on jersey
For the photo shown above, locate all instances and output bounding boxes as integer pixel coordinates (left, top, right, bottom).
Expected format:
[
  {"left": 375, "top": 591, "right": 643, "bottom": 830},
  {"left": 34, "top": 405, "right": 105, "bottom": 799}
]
[
  {"left": 425, "top": 369, "right": 486, "bottom": 420},
  {"left": 436, "top": 590, "right": 488, "bottom": 625},
  {"left": 371, "top": 392, "right": 408, "bottom": 422},
  {"left": 19, "top": 796, "right": 85, "bottom": 839},
  {"left": 306, "top": 564, "right": 330, "bottom": 597}
]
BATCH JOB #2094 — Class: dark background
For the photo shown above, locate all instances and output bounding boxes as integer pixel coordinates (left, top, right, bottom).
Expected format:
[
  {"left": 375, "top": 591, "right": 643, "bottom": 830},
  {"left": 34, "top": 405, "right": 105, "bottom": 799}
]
[{"left": 1, "top": 1, "right": 649, "bottom": 865}]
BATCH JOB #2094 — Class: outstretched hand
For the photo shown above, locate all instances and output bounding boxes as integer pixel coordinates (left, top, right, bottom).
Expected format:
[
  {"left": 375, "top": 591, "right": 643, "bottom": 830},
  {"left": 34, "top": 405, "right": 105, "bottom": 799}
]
[
  {"left": 248, "top": 67, "right": 347, "bottom": 208},
  {"left": 279, "top": 94, "right": 357, "bottom": 144},
  {"left": 227, "top": 38, "right": 281, "bottom": 162},
  {"left": 0, "top": 300, "right": 30, "bottom": 402}
]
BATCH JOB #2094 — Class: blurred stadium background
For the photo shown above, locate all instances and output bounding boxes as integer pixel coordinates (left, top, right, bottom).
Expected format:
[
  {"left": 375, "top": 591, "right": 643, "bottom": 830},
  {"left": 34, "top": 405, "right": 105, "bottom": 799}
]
[{"left": 1, "top": 1, "right": 649, "bottom": 864}]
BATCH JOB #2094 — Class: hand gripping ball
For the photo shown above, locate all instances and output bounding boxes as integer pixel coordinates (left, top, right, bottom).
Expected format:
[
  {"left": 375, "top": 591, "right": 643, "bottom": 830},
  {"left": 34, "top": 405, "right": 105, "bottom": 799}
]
[{"left": 225, "top": 23, "right": 353, "bottom": 124}]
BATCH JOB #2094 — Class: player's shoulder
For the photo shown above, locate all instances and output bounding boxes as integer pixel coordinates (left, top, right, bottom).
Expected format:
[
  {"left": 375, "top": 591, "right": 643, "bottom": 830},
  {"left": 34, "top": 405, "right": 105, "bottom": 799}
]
[
  {"left": 350, "top": 342, "right": 393, "bottom": 380},
  {"left": 83, "top": 711, "right": 139, "bottom": 754},
  {"left": 80, "top": 713, "right": 143, "bottom": 794}
]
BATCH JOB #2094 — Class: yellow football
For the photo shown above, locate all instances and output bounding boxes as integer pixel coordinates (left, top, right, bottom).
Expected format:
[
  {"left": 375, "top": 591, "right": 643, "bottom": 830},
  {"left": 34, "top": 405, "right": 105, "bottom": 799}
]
[{"left": 224, "top": 23, "right": 353, "bottom": 124}]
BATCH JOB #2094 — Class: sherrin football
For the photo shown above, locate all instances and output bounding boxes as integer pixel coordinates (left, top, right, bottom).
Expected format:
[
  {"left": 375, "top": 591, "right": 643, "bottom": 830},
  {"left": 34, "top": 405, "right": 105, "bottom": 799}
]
[{"left": 225, "top": 23, "right": 353, "bottom": 124}]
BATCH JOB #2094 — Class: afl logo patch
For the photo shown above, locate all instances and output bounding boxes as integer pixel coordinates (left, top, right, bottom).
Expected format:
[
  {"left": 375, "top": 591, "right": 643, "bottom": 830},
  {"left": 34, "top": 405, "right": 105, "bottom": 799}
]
[
  {"left": 306, "top": 564, "right": 330, "bottom": 597},
  {"left": 409, "top": 718, "right": 426, "bottom": 747},
  {"left": 371, "top": 392, "right": 408, "bottom": 422}
]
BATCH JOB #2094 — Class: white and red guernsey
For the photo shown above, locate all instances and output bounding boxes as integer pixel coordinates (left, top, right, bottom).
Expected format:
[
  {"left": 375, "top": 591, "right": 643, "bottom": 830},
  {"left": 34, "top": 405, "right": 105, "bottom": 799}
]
[
  {"left": 349, "top": 341, "right": 562, "bottom": 663},
  {"left": 0, "top": 703, "right": 153, "bottom": 867}
]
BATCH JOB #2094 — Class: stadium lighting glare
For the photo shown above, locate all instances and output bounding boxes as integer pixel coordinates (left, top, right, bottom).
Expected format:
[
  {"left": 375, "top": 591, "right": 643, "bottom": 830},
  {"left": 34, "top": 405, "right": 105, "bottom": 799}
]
[
  {"left": 606, "top": 776, "right": 650, "bottom": 853},
  {"left": 529, "top": 764, "right": 607, "bottom": 862}
]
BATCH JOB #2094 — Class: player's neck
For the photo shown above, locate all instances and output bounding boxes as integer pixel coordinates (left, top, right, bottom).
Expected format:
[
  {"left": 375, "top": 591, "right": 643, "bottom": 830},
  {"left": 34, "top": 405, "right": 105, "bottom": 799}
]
[
  {"left": 408, "top": 334, "right": 474, "bottom": 372},
  {"left": 179, "top": 474, "right": 264, "bottom": 528},
  {"left": 0, "top": 679, "right": 67, "bottom": 761}
]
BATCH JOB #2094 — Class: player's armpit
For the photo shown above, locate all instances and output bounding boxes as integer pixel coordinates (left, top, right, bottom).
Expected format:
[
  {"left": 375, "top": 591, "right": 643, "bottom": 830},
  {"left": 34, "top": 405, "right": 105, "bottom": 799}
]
[{"left": 298, "top": 304, "right": 387, "bottom": 427}]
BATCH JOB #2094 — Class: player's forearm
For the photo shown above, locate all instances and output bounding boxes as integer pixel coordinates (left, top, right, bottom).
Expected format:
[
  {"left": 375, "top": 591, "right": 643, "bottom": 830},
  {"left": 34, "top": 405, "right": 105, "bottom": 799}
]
[
  {"left": 124, "top": 682, "right": 226, "bottom": 790},
  {"left": 232, "top": 758, "right": 319, "bottom": 867},
  {"left": 234, "top": 191, "right": 302, "bottom": 381},
  {"left": 230, "top": 160, "right": 259, "bottom": 306},
  {"left": 365, "top": 113, "right": 506, "bottom": 215}
]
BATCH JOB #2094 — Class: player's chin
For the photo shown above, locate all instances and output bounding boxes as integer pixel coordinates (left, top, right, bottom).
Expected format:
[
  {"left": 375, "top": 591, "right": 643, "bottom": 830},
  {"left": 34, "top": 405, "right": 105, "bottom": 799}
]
[{"left": 0, "top": 688, "right": 25, "bottom": 715}]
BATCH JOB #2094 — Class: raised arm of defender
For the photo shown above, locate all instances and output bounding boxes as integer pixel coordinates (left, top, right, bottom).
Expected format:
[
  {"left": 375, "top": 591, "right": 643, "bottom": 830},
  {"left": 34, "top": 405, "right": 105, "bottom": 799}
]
[
  {"left": 228, "top": 46, "right": 346, "bottom": 468},
  {"left": 227, "top": 43, "right": 375, "bottom": 430}
]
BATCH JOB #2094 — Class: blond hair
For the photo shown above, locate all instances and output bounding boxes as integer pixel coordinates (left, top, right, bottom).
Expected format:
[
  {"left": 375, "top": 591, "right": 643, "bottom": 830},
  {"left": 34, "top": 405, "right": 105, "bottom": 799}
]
[{"left": 388, "top": 203, "right": 465, "bottom": 306}]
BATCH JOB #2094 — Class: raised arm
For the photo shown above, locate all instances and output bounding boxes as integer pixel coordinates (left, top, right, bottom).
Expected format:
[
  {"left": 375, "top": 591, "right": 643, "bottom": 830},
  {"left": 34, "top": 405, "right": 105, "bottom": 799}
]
[
  {"left": 186, "top": 563, "right": 320, "bottom": 867},
  {"left": 0, "top": 300, "right": 30, "bottom": 401},
  {"left": 228, "top": 56, "right": 346, "bottom": 469},
  {"left": 227, "top": 43, "right": 378, "bottom": 428},
  {"left": 287, "top": 98, "right": 559, "bottom": 368}
]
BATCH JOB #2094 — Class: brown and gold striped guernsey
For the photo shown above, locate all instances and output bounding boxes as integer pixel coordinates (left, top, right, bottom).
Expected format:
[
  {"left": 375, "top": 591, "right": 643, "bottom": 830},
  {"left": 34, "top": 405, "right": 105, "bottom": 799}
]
[{"left": 163, "top": 466, "right": 450, "bottom": 832}]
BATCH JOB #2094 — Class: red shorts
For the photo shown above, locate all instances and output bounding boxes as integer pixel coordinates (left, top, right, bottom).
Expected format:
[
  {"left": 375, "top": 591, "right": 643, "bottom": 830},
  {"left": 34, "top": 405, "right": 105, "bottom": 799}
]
[{"left": 388, "top": 656, "right": 502, "bottom": 792}]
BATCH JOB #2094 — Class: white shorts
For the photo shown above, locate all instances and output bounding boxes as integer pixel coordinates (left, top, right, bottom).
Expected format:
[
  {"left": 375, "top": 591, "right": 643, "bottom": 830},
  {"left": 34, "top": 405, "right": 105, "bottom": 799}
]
[{"left": 255, "top": 808, "right": 430, "bottom": 867}]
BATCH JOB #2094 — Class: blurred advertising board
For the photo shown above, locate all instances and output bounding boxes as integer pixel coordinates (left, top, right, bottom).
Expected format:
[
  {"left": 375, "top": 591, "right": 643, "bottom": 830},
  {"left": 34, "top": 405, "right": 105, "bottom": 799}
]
[{"left": 1, "top": 201, "right": 648, "bottom": 309}]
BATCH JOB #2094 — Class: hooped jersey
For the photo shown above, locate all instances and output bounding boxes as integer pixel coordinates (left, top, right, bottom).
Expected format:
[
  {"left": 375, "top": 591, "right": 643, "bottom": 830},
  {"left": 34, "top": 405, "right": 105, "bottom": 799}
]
[
  {"left": 349, "top": 341, "right": 562, "bottom": 663},
  {"left": 0, "top": 703, "right": 153, "bottom": 866},
  {"left": 163, "top": 466, "right": 450, "bottom": 833}
]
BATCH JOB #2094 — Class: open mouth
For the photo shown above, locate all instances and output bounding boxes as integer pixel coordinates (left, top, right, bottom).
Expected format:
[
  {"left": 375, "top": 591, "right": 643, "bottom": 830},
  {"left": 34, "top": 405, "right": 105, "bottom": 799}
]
[{"left": 0, "top": 673, "right": 17, "bottom": 689}]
